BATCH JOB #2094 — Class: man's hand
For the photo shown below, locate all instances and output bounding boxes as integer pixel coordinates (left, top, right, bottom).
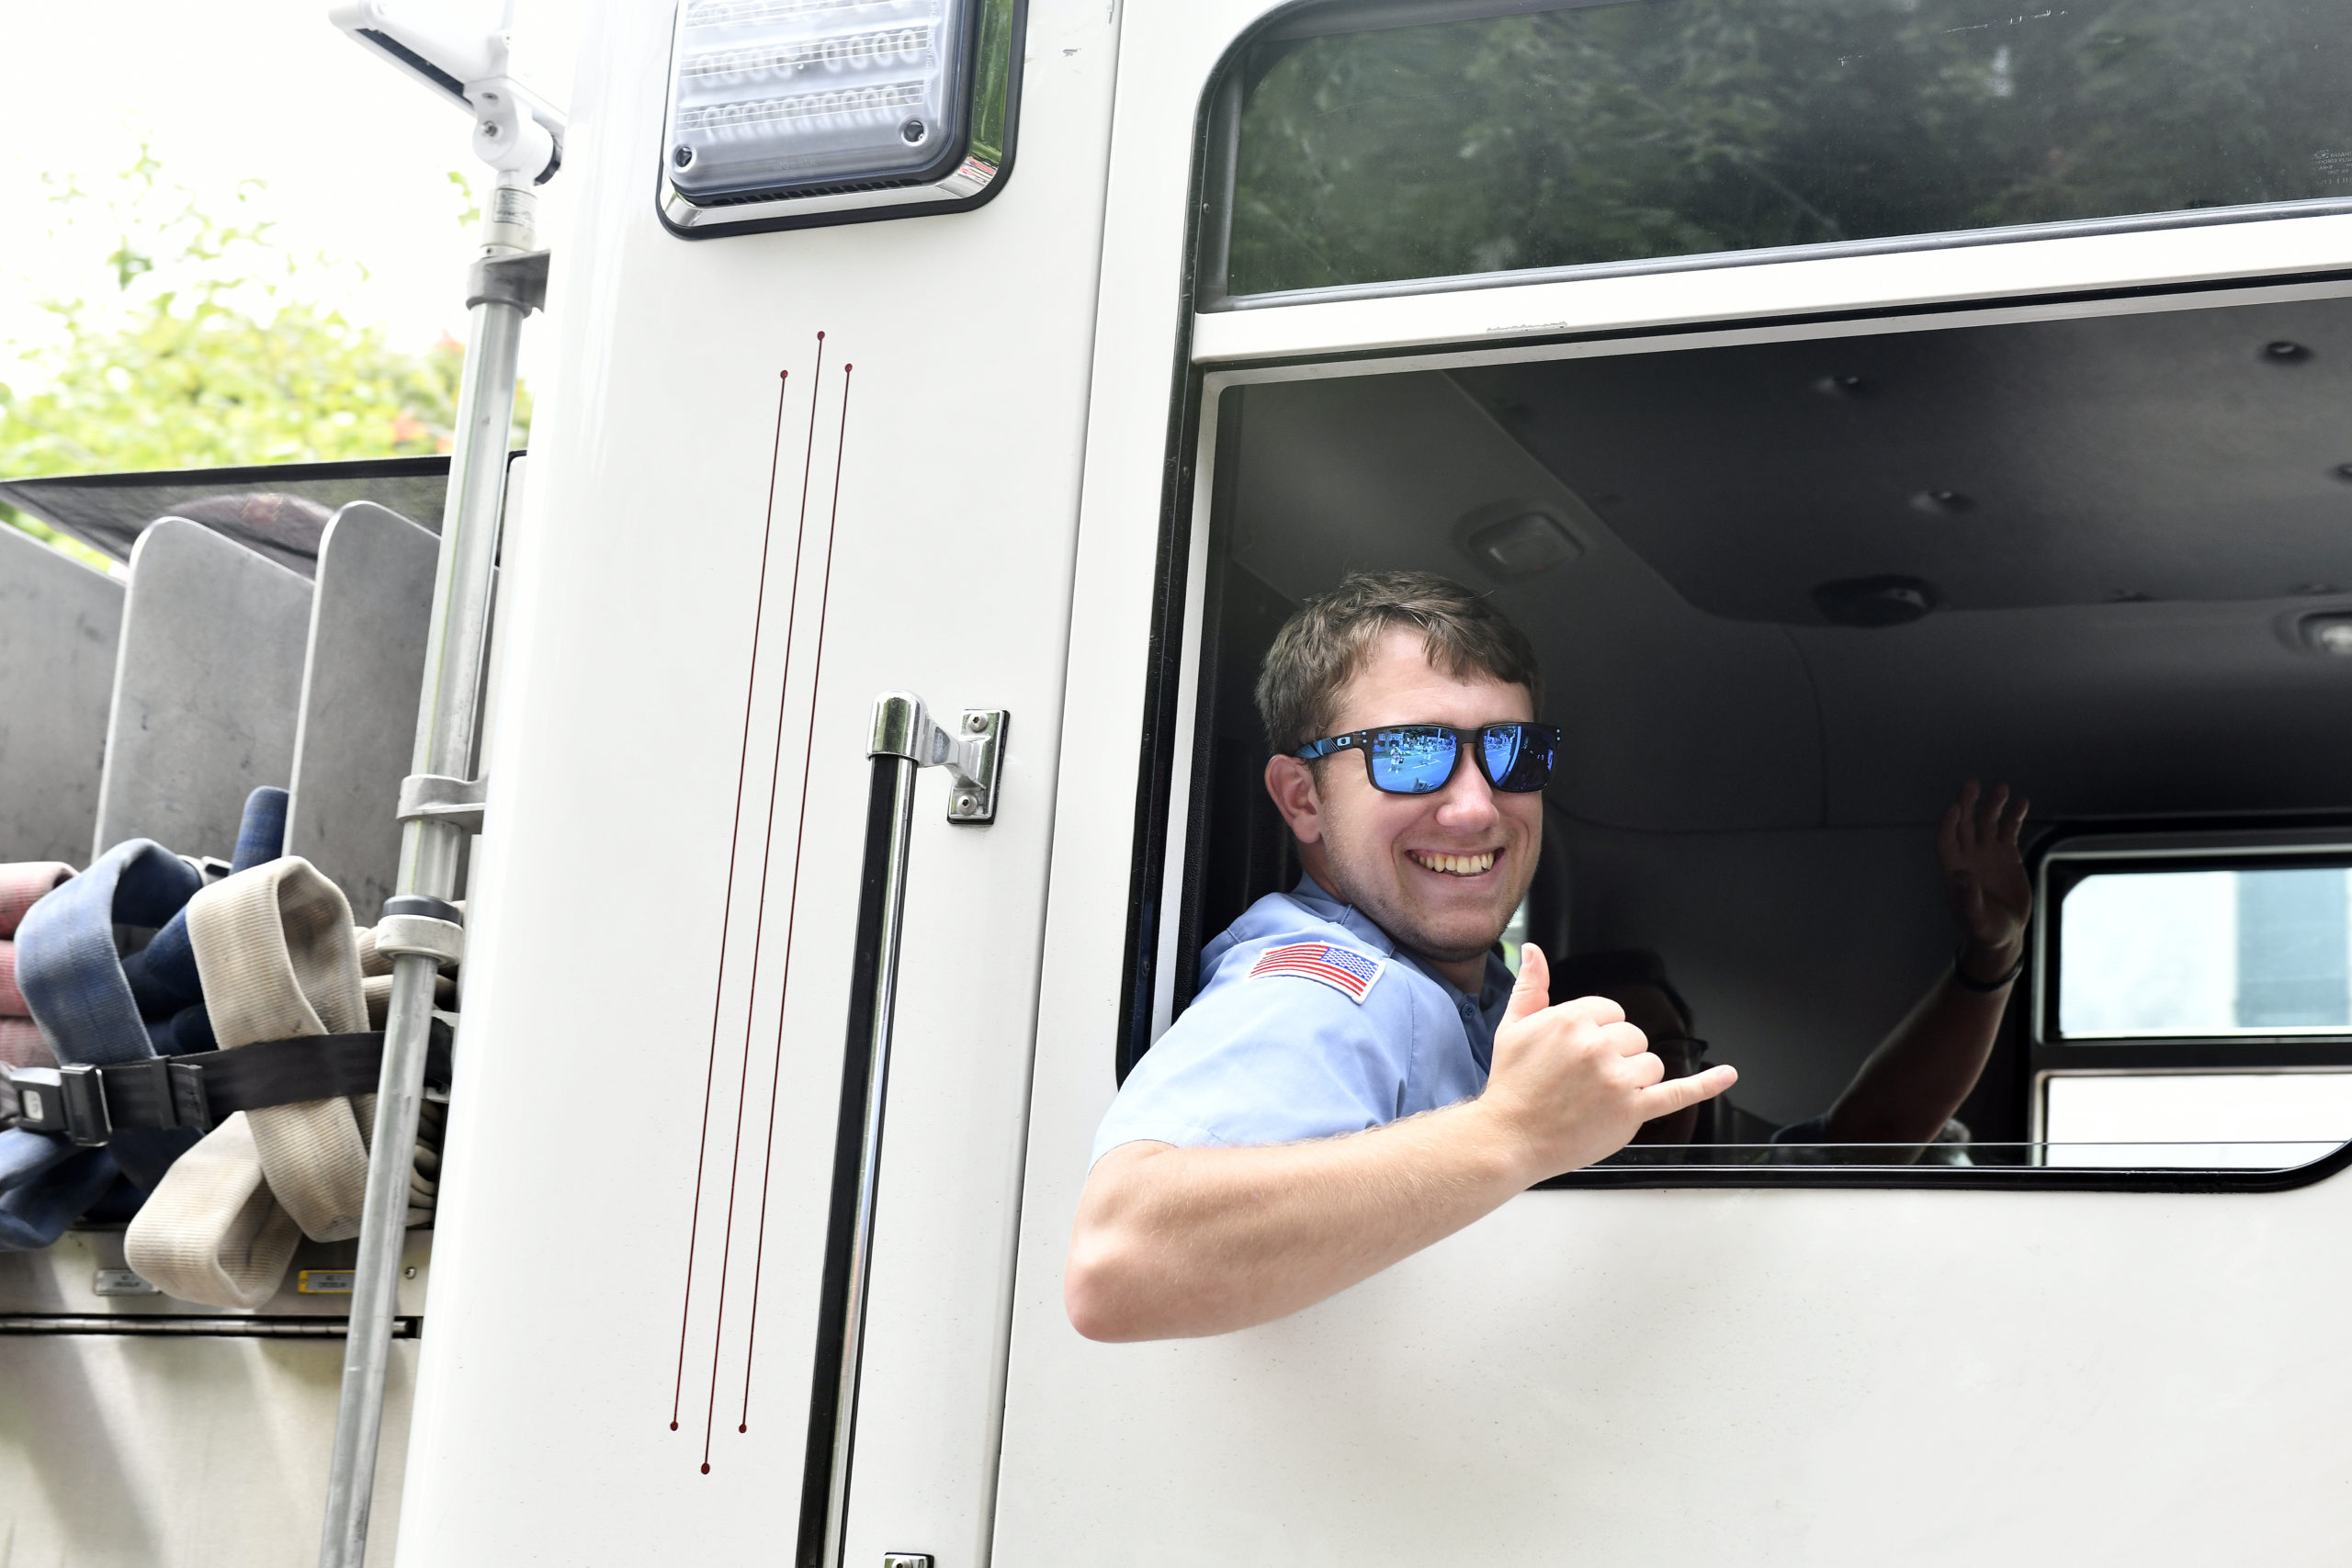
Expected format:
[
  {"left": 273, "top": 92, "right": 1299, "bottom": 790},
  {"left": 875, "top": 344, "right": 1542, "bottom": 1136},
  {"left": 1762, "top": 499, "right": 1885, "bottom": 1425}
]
[
  {"left": 1939, "top": 780, "right": 2031, "bottom": 979},
  {"left": 1477, "top": 943, "right": 1736, "bottom": 1182},
  {"left": 1823, "top": 778, "right": 2035, "bottom": 1146}
]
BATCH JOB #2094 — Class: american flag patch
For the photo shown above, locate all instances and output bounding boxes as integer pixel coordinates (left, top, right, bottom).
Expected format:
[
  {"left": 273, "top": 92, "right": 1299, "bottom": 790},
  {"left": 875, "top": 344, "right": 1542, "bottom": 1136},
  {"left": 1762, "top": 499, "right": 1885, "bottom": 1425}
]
[{"left": 1247, "top": 942, "right": 1386, "bottom": 1003}]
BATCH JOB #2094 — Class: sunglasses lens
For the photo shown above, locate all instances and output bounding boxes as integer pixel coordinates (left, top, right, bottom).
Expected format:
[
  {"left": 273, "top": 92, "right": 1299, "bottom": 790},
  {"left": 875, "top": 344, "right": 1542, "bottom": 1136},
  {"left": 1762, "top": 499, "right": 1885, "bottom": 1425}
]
[
  {"left": 1484, "top": 724, "right": 1555, "bottom": 792},
  {"left": 1369, "top": 728, "right": 1457, "bottom": 793},
  {"left": 1482, "top": 725, "right": 1524, "bottom": 785}
]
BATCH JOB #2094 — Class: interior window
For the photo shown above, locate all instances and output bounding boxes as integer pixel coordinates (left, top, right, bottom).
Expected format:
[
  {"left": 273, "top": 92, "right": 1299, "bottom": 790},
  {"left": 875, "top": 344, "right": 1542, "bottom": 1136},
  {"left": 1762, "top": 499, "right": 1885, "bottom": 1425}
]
[
  {"left": 1221, "top": 0, "right": 2352, "bottom": 299},
  {"left": 1164, "top": 288, "right": 2352, "bottom": 1178},
  {"left": 2037, "top": 849, "right": 2352, "bottom": 1167},
  {"left": 2043, "top": 1072, "right": 2352, "bottom": 1169},
  {"left": 2057, "top": 860, "right": 2352, "bottom": 1037}
]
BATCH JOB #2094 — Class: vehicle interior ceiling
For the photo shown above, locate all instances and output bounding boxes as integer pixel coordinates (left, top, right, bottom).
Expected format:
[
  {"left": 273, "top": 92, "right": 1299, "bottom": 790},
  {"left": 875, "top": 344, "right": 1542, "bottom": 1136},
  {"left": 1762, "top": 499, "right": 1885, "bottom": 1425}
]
[{"left": 1183, "top": 289, "right": 2352, "bottom": 1142}]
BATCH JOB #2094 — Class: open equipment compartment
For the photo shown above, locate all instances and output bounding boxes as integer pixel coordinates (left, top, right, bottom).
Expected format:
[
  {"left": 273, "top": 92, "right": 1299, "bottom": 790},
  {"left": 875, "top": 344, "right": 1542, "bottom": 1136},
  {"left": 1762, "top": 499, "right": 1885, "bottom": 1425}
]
[{"left": 0, "top": 472, "right": 468, "bottom": 1567}]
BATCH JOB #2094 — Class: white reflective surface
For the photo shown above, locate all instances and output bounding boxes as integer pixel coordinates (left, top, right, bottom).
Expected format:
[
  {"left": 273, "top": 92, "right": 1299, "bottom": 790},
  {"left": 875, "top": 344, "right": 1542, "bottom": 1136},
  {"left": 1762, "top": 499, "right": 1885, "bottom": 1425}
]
[{"left": 2044, "top": 1071, "right": 2352, "bottom": 1168}]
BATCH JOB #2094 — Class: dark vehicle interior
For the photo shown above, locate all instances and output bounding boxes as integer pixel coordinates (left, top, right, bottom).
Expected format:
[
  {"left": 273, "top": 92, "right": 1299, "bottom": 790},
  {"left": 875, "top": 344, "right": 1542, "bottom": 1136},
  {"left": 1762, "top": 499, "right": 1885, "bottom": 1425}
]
[{"left": 1162, "top": 287, "right": 2352, "bottom": 1168}]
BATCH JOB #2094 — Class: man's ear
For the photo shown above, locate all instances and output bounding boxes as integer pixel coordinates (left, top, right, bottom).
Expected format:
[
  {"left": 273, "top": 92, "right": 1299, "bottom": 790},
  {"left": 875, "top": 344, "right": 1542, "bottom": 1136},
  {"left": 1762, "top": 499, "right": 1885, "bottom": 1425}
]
[{"left": 1263, "top": 753, "right": 1325, "bottom": 846}]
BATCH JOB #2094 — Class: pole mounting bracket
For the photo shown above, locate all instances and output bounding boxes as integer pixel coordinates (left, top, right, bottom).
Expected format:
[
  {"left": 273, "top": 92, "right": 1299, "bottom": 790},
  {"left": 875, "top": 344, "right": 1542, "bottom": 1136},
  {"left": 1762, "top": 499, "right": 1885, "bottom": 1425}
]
[
  {"left": 395, "top": 773, "right": 490, "bottom": 836},
  {"left": 464, "top": 249, "right": 550, "bottom": 314},
  {"left": 867, "top": 693, "right": 1008, "bottom": 825}
]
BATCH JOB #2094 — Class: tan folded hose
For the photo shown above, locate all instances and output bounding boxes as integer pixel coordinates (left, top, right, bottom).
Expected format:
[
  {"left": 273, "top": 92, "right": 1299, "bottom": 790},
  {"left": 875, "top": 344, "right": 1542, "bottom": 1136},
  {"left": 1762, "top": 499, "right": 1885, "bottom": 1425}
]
[
  {"left": 127, "top": 859, "right": 372, "bottom": 1306},
  {"left": 360, "top": 923, "right": 454, "bottom": 1223},
  {"left": 119, "top": 1113, "right": 302, "bottom": 1309},
  {"left": 192, "top": 859, "right": 374, "bottom": 1238}
]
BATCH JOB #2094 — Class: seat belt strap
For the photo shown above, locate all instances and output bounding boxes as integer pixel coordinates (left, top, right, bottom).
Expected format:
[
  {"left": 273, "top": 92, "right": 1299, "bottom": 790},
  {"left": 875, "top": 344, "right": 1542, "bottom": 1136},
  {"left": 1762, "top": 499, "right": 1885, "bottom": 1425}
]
[{"left": 10, "top": 1021, "right": 453, "bottom": 1145}]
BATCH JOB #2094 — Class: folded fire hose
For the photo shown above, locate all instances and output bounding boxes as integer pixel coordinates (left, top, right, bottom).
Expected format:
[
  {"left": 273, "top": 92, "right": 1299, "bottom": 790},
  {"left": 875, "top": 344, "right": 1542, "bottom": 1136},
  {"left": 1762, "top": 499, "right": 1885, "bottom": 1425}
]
[
  {"left": 0, "top": 838, "right": 209, "bottom": 1247},
  {"left": 0, "top": 861, "right": 77, "bottom": 1116},
  {"left": 0, "top": 788, "right": 291, "bottom": 1231},
  {"left": 119, "top": 856, "right": 455, "bottom": 1307},
  {"left": 0, "top": 862, "right": 74, "bottom": 935},
  {"left": 0, "top": 791, "right": 455, "bottom": 1278}
]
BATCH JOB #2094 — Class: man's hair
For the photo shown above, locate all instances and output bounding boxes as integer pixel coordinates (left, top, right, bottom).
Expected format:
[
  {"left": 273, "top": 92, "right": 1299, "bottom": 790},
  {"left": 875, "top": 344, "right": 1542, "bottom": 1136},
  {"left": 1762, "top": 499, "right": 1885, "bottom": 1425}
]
[
  {"left": 1254, "top": 570, "right": 1545, "bottom": 756},
  {"left": 1548, "top": 948, "right": 1694, "bottom": 1029}
]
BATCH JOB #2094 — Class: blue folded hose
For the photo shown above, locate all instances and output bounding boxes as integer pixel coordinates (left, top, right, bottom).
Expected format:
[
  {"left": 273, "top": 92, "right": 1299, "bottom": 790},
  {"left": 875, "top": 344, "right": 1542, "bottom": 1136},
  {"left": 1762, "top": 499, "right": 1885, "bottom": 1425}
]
[
  {"left": 0, "top": 788, "right": 290, "bottom": 1249},
  {"left": 0, "top": 1139, "right": 119, "bottom": 1251}
]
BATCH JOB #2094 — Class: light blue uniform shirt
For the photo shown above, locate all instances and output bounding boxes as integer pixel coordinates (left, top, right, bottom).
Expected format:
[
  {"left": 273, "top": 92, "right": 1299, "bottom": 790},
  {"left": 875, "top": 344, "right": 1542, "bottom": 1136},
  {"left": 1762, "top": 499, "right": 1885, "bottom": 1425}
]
[{"left": 1091, "top": 877, "right": 1517, "bottom": 1165}]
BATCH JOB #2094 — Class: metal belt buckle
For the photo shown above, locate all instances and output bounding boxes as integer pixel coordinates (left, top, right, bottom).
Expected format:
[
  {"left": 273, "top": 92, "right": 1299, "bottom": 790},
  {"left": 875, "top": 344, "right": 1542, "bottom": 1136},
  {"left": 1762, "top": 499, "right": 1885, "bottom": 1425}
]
[
  {"left": 9, "top": 1066, "right": 68, "bottom": 1137},
  {"left": 51, "top": 1065, "right": 112, "bottom": 1146}
]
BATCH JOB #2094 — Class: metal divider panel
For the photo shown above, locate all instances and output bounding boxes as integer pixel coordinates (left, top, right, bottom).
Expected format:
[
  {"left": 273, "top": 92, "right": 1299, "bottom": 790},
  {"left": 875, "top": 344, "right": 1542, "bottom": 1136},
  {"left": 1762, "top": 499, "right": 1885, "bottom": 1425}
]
[
  {"left": 0, "top": 526, "right": 124, "bottom": 864},
  {"left": 285, "top": 502, "right": 439, "bottom": 919},
  {"left": 94, "top": 517, "right": 313, "bottom": 862}
]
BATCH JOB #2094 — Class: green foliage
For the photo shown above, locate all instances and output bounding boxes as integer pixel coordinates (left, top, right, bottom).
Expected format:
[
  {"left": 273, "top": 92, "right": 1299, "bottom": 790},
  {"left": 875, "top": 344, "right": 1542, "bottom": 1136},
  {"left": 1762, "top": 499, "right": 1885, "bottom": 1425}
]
[
  {"left": 1229, "top": 0, "right": 2352, "bottom": 295},
  {"left": 967, "top": 0, "right": 1018, "bottom": 168},
  {"left": 447, "top": 169, "right": 483, "bottom": 230},
  {"left": 0, "top": 154, "right": 525, "bottom": 564}
]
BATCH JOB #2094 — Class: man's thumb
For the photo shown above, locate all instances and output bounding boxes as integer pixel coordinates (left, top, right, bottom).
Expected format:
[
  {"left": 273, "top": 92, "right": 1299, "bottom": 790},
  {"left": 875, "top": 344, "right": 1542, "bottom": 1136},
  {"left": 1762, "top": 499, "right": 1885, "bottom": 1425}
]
[{"left": 1507, "top": 942, "right": 1550, "bottom": 1021}]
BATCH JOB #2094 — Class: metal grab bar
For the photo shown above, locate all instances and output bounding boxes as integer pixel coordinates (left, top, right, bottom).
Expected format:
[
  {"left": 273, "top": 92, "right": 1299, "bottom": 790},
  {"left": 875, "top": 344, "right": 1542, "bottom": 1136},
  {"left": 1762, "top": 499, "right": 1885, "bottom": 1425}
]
[{"left": 796, "top": 692, "right": 1003, "bottom": 1568}]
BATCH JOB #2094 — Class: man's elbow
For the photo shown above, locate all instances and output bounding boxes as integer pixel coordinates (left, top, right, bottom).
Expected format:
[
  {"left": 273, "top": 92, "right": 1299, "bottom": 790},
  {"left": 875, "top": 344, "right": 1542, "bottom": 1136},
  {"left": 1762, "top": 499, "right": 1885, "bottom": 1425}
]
[
  {"left": 1064, "top": 1146, "right": 1176, "bottom": 1341},
  {"left": 1063, "top": 1219, "right": 1152, "bottom": 1342}
]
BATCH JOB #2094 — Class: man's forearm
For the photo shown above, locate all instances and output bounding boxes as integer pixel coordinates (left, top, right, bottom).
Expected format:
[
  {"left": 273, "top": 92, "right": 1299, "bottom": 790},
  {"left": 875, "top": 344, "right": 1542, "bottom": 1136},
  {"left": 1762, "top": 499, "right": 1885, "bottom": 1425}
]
[
  {"left": 1066, "top": 1103, "right": 1532, "bottom": 1342},
  {"left": 1823, "top": 964, "right": 2010, "bottom": 1146}
]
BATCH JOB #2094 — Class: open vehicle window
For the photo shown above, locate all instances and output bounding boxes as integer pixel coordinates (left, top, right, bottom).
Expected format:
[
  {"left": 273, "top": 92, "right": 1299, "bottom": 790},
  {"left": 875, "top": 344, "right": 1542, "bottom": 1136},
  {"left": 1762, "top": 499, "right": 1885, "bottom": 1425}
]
[
  {"left": 1218, "top": 0, "right": 2352, "bottom": 301},
  {"left": 1148, "top": 287, "right": 2352, "bottom": 1184}
]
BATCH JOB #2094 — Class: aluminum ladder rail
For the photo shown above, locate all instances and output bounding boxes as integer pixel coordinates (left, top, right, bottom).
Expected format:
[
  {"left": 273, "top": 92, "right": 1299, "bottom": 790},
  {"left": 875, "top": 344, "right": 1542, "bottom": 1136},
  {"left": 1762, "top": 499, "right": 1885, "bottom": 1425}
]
[{"left": 315, "top": 186, "right": 548, "bottom": 1568}]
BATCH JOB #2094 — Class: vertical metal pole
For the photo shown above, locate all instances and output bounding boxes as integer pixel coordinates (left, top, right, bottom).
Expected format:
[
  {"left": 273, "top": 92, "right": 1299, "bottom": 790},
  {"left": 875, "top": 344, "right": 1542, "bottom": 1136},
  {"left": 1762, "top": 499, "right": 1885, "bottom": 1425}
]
[
  {"left": 786, "top": 695, "right": 997, "bottom": 1565},
  {"left": 796, "top": 737, "right": 922, "bottom": 1568},
  {"left": 317, "top": 180, "right": 537, "bottom": 1568}
]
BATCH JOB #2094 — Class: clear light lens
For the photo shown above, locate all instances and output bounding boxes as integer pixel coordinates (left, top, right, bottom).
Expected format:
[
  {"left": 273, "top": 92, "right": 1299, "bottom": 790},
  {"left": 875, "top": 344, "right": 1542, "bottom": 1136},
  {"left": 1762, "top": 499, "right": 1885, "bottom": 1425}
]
[{"left": 666, "top": 0, "right": 970, "bottom": 199}]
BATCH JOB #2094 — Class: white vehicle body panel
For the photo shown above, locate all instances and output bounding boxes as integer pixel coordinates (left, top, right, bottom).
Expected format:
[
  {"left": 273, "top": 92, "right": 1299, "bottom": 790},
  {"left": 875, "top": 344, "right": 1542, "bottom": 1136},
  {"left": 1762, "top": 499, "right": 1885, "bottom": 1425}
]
[
  {"left": 391, "top": 0, "right": 1119, "bottom": 1562},
  {"left": 996, "top": 1, "right": 2352, "bottom": 1564}
]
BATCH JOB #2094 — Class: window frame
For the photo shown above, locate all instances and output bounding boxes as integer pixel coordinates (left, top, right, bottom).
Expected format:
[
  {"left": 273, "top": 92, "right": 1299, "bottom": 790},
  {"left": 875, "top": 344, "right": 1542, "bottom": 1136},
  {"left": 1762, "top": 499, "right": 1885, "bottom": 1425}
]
[
  {"left": 2029, "top": 827, "right": 2352, "bottom": 1148},
  {"left": 1196, "top": 0, "right": 2352, "bottom": 315},
  {"left": 1112, "top": 0, "right": 2352, "bottom": 1189},
  {"left": 1123, "top": 292, "right": 2352, "bottom": 1190}
]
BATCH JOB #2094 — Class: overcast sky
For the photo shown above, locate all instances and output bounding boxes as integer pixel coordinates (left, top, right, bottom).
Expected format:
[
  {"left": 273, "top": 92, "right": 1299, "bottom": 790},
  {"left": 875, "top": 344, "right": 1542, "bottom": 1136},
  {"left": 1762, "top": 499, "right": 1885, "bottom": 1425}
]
[{"left": 0, "top": 1, "right": 582, "bottom": 385}]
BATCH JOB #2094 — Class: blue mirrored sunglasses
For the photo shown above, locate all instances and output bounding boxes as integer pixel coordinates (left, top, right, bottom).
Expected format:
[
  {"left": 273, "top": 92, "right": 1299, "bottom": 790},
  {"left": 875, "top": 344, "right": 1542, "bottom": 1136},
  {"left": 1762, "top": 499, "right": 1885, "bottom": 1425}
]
[{"left": 1295, "top": 723, "right": 1563, "bottom": 795}]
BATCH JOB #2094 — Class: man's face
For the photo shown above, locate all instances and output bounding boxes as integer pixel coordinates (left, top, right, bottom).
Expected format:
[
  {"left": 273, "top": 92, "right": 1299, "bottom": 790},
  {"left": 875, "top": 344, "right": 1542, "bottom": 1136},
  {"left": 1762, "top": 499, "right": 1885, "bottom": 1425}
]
[{"left": 1265, "top": 626, "right": 1542, "bottom": 967}]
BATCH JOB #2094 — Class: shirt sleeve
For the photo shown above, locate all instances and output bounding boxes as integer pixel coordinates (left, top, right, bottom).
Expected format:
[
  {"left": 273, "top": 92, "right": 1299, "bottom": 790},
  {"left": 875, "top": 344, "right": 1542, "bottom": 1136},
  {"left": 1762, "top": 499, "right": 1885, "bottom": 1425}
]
[{"left": 1089, "top": 957, "right": 1419, "bottom": 1167}]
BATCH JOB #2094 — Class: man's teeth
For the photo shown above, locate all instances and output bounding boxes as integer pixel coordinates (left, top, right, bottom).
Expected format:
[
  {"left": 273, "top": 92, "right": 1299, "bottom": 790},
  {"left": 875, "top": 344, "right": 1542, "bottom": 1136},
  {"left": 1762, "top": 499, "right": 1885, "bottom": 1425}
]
[{"left": 1412, "top": 851, "right": 1496, "bottom": 876}]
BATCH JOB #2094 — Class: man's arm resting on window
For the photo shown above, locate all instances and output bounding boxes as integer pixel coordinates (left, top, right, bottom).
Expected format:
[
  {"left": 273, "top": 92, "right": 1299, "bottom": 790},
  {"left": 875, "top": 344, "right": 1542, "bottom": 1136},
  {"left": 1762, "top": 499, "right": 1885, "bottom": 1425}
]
[{"left": 1065, "top": 945, "right": 1736, "bottom": 1343}]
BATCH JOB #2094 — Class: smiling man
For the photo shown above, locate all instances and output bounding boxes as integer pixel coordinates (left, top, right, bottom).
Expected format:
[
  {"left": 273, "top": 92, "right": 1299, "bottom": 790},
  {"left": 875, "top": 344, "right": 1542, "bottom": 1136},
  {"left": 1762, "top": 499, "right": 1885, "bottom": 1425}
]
[{"left": 1065, "top": 571, "right": 1735, "bottom": 1341}]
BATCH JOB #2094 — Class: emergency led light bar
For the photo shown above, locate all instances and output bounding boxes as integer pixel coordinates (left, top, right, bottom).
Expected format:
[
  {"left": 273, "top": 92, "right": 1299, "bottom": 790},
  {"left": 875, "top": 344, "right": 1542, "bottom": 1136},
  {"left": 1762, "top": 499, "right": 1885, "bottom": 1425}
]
[{"left": 659, "top": 0, "right": 1023, "bottom": 236}]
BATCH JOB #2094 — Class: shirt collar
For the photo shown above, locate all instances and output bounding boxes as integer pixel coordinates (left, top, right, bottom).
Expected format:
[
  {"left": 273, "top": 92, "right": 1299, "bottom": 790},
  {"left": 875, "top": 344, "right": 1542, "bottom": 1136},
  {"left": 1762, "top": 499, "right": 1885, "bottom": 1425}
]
[
  {"left": 1293, "top": 874, "right": 1517, "bottom": 1008},
  {"left": 1290, "top": 874, "right": 1397, "bottom": 956}
]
